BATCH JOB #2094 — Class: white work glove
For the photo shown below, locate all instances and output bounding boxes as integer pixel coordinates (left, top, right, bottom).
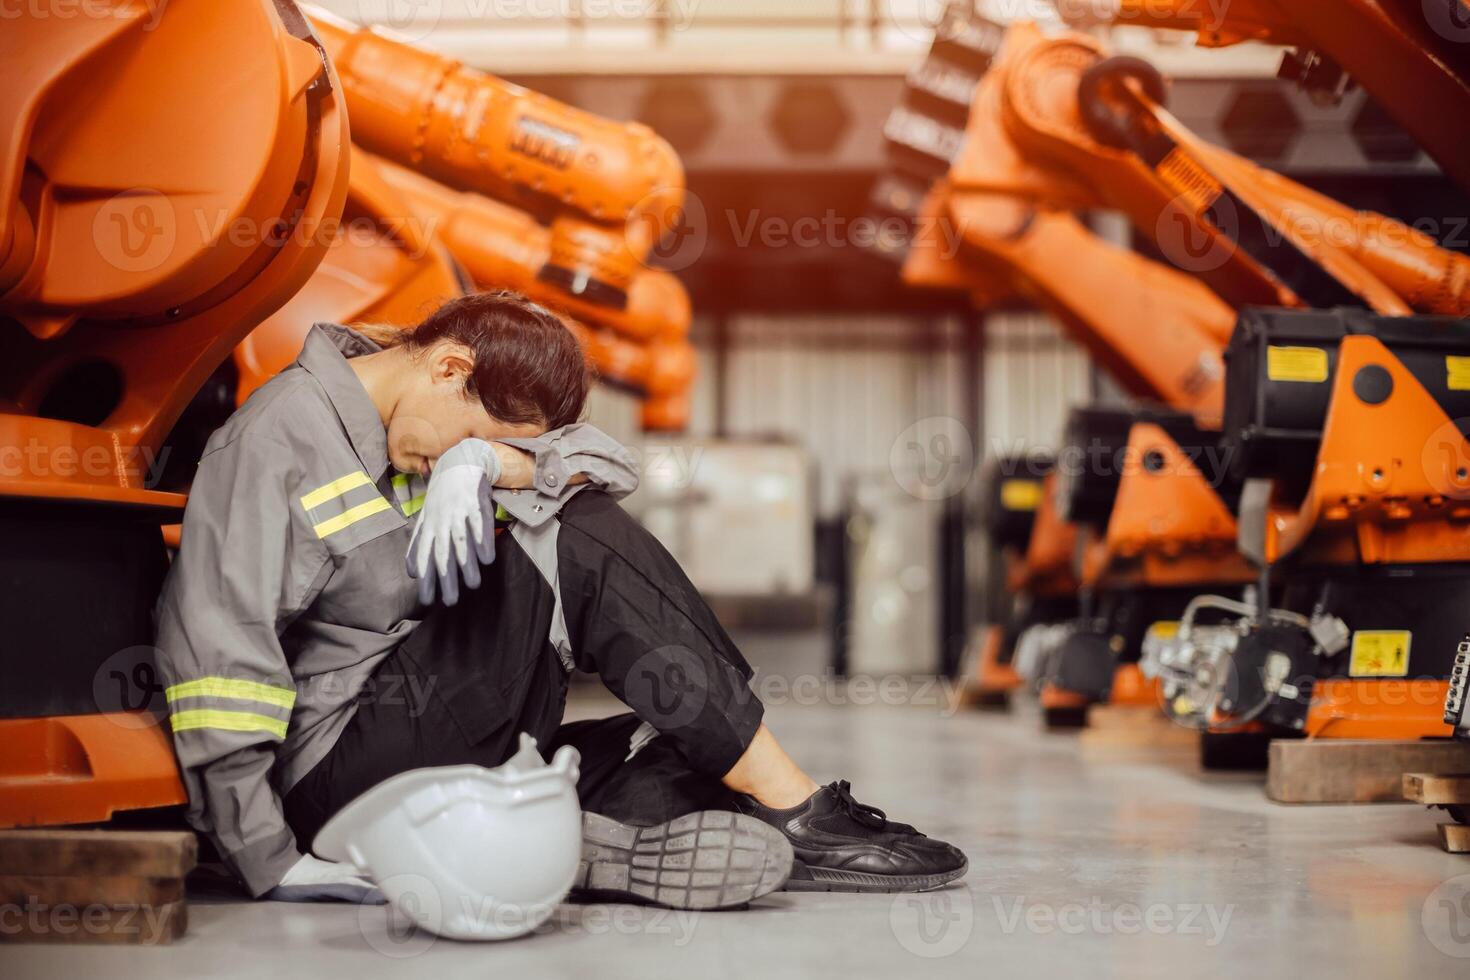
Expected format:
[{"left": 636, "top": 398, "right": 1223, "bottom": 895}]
[
  {"left": 406, "top": 437, "right": 501, "bottom": 607},
  {"left": 264, "top": 854, "right": 386, "bottom": 904}
]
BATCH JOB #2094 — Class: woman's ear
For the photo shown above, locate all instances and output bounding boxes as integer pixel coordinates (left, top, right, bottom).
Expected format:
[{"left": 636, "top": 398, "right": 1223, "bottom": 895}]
[{"left": 429, "top": 341, "right": 476, "bottom": 388}]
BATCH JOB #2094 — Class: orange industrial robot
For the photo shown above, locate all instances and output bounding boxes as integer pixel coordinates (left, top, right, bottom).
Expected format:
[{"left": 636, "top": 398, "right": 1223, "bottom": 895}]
[
  {"left": 0, "top": 0, "right": 351, "bottom": 826},
  {"left": 987, "top": 27, "right": 1470, "bottom": 738},
  {"left": 1, "top": 1, "right": 696, "bottom": 829},
  {"left": 884, "top": 18, "right": 1470, "bottom": 735},
  {"left": 875, "top": 11, "right": 1241, "bottom": 717},
  {"left": 886, "top": 22, "right": 1246, "bottom": 725},
  {"left": 1027, "top": 27, "right": 1470, "bottom": 742}
]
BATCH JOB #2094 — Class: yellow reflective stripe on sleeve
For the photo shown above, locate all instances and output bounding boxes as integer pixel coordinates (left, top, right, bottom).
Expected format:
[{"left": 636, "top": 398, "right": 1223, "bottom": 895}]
[
  {"left": 402, "top": 495, "right": 426, "bottom": 517},
  {"left": 312, "top": 496, "right": 392, "bottom": 538},
  {"left": 170, "top": 709, "right": 288, "bottom": 738},
  {"left": 300, "top": 471, "right": 373, "bottom": 511},
  {"left": 165, "top": 677, "right": 296, "bottom": 709}
]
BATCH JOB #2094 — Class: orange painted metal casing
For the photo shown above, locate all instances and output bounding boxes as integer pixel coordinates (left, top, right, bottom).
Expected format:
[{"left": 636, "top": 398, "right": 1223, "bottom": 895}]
[
  {"left": 0, "top": 714, "right": 186, "bottom": 829},
  {"left": 1255, "top": 332, "right": 1470, "bottom": 740},
  {"left": 1098, "top": 422, "right": 1257, "bottom": 588},
  {"left": 900, "top": 183, "right": 1017, "bottom": 309},
  {"left": 1016, "top": 475, "right": 1082, "bottom": 597},
  {"left": 1304, "top": 679, "right": 1455, "bottom": 740},
  {"left": 0, "top": 0, "right": 350, "bottom": 509},
  {"left": 932, "top": 31, "right": 1235, "bottom": 419},
  {"left": 1115, "top": 0, "right": 1470, "bottom": 196},
  {"left": 1265, "top": 334, "right": 1470, "bottom": 565},
  {"left": 958, "top": 22, "right": 1470, "bottom": 318},
  {"left": 1109, "top": 663, "right": 1162, "bottom": 708},
  {"left": 305, "top": 6, "right": 684, "bottom": 307},
  {"left": 235, "top": 147, "right": 464, "bottom": 403},
  {"left": 0, "top": 0, "right": 348, "bottom": 826}
]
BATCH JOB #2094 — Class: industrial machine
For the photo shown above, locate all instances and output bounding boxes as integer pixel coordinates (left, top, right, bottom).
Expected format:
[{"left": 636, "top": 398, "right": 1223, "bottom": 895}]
[
  {"left": 1018, "top": 29, "right": 1470, "bottom": 736},
  {"left": 0, "top": 0, "right": 351, "bottom": 827},
  {"left": 883, "top": 14, "right": 1470, "bottom": 743},
  {"left": 0, "top": 0, "right": 695, "bottom": 829},
  {"left": 1152, "top": 307, "right": 1470, "bottom": 740}
]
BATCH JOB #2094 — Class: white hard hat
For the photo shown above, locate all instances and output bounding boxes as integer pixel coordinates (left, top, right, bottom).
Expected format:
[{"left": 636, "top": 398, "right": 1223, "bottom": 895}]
[{"left": 315, "top": 733, "right": 582, "bottom": 941}]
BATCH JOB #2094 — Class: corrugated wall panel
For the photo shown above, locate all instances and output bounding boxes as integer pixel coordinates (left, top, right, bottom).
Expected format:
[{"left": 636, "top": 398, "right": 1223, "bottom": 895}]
[
  {"left": 983, "top": 312, "right": 1093, "bottom": 458},
  {"left": 587, "top": 311, "right": 1094, "bottom": 518}
]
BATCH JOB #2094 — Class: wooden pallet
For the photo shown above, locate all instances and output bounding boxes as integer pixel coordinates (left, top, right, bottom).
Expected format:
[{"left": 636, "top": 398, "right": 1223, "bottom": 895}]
[
  {"left": 0, "top": 829, "right": 196, "bottom": 944},
  {"left": 1267, "top": 740, "right": 1470, "bottom": 804},
  {"left": 1439, "top": 823, "right": 1470, "bottom": 854},
  {"left": 1401, "top": 773, "right": 1470, "bottom": 854},
  {"left": 1402, "top": 772, "right": 1470, "bottom": 805}
]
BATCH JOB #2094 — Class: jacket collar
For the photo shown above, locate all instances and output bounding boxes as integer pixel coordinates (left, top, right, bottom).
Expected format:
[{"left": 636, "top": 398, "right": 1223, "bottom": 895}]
[{"left": 295, "top": 323, "right": 390, "bottom": 479}]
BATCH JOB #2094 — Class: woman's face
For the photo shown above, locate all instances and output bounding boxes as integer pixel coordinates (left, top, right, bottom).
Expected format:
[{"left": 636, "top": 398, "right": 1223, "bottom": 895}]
[{"left": 385, "top": 342, "right": 547, "bottom": 477}]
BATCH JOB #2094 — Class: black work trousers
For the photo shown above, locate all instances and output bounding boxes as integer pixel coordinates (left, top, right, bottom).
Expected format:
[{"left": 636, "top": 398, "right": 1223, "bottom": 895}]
[{"left": 283, "top": 490, "right": 762, "bottom": 847}]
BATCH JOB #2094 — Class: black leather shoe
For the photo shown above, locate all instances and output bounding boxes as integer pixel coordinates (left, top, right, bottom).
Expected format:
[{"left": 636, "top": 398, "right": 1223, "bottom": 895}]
[{"left": 735, "top": 781, "right": 968, "bottom": 893}]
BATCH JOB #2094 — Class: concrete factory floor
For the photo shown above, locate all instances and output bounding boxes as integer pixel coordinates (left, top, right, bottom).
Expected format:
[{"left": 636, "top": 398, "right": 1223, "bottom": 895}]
[{"left": 7, "top": 632, "right": 1470, "bottom": 978}]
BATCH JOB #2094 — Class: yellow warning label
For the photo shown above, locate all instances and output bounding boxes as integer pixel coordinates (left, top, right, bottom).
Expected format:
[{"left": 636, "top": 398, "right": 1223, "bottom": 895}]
[
  {"left": 999, "top": 479, "right": 1042, "bottom": 512},
  {"left": 1267, "top": 345, "right": 1329, "bottom": 383},
  {"left": 1447, "top": 355, "right": 1470, "bottom": 392},
  {"left": 1146, "top": 620, "right": 1180, "bottom": 641},
  {"left": 1348, "top": 630, "right": 1412, "bottom": 678}
]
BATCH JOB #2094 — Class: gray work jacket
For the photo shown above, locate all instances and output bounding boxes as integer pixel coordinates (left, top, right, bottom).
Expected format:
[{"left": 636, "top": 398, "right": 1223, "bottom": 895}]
[{"left": 153, "top": 323, "right": 637, "bottom": 896}]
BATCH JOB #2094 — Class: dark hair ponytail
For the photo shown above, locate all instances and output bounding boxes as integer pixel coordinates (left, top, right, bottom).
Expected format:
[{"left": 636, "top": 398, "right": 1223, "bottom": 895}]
[{"left": 378, "top": 290, "right": 590, "bottom": 431}]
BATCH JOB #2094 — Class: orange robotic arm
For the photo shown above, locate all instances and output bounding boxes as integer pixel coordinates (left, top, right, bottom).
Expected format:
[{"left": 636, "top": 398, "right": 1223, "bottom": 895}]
[
  {"left": 0, "top": 0, "right": 349, "bottom": 506},
  {"left": 955, "top": 23, "right": 1470, "bottom": 318},
  {"left": 907, "top": 53, "right": 1236, "bottom": 422},
  {"left": 374, "top": 158, "right": 696, "bottom": 431},
  {"left": 304, "top": 6, "right": 684, "bottom": 315},
  {"left": 1112, "top": 0, "right": 1470, "bottom": 195}
]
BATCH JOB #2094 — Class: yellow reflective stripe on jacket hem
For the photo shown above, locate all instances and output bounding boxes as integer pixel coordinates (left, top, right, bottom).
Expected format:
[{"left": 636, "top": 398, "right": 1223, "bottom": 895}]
[
  {"left": 402, "top": 495, "right": 426, "bottom": 517},
  {"left": 300, "top": 471, "right": 372, "bottom": 511},
  {"left": 312, "top": 496, "right": 392, "bottom": 538},
  {"left": 170, "top": 709, "right": 288, "bottom": 738},
  {"left": 165, "top": 677, "right": 296, "bottom": 709}
]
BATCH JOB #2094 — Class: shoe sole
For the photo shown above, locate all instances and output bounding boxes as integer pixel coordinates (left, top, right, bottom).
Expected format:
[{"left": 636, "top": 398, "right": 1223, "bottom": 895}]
[
  {"left": 576, "top": 811, "right": 793, "bottom": 909},
  {"left": 782, "top": 858, "right": 969, "bottom": 894}
]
